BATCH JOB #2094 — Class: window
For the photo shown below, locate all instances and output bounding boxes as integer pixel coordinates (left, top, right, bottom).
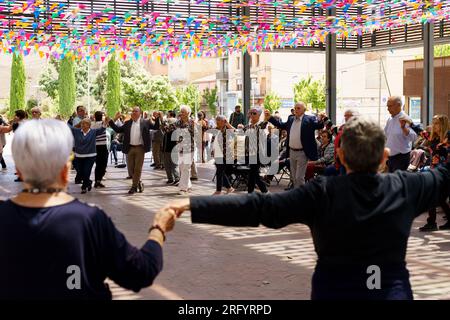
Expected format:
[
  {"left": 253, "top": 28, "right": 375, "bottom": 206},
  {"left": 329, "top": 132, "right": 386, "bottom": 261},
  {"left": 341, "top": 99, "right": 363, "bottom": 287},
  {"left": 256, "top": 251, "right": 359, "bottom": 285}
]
[
  {"left": 256, "top": 54, "right": 260, "bottom": 67},
  {"left": 236, "top": 79, "right": 242, "bottom": 91},
  {"left": 236, "top": 57, "right": 240, "bottom": 70}
]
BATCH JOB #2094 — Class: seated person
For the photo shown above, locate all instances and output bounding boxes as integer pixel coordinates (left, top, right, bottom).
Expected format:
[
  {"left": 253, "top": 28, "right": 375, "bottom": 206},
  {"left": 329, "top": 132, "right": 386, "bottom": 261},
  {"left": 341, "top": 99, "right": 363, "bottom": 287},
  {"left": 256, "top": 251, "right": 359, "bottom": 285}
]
[{"left": 306, "top": 130, "right": 335, "bottom": 181}]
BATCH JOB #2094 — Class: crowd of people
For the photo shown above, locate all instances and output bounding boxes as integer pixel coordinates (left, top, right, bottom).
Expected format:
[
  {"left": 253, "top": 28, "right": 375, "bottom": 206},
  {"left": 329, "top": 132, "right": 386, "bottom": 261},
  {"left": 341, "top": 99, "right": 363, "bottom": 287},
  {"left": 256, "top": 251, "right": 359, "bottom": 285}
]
[{"left": 1, "top": 95, "right": 449, "bottom": 300}]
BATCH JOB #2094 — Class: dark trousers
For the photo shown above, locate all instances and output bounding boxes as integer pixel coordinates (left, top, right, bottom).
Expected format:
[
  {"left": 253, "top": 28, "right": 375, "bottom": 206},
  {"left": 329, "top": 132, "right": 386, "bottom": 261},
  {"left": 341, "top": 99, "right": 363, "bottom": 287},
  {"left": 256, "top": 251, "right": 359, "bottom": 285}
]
[
  {"left": 95, "top": 145, "right": 109, "bottom": 182},
  {"left": 163, "top": 151, "right": 179, "bottom": 182},
  {"left": 248, "top": 164, "right": 268, "bottom": 193},
  {"left": 215, "top": 163, "right": 232, "bottom": 192},
  {"left": 73, "top": 157, "right": 81, "bottom": 183},
  {"left": 388, "top": 152, "right": 410, "bottom": 173},
  {"left": 111, "top": 141, "right": 119, "bottom": 163},
  {"left": 427, "top": 199, "right": 450, "bottom": 225},
  {"left": 0, "top": 155, "right": 5, "bottom": 168},
  {"left": 77, "top": 156, "right": 96, "bottom": 190}
]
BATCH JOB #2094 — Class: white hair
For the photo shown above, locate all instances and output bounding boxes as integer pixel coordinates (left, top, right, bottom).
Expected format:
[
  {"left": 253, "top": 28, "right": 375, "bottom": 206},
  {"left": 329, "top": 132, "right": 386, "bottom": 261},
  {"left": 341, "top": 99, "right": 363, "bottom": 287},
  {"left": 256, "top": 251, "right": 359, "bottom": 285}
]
[
  {"left": 179, "top": 105, "right": 191, "bottom": 115},
  {"left": 215, "top": 115, "right": 226, "bottom": 121},
  {"left": 12, "top": 119, "right": 74, "bottom": 188}
]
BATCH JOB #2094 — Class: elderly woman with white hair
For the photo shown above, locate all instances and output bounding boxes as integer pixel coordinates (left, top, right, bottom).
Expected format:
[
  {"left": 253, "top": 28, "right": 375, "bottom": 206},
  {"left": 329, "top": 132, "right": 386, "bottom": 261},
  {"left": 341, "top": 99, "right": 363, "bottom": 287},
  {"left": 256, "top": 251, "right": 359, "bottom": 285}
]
[
  {"left": 211, "top": 115, "right": 235, "bottom": 195},
  {"left": 174, "top": 105, "right": 197, "bottom": 195},
  {"left": 0, "top": 119, "right": 177, "bottom": 299},
  {"left": 70, "top": 118, "right": 107, "bottom": 194}
]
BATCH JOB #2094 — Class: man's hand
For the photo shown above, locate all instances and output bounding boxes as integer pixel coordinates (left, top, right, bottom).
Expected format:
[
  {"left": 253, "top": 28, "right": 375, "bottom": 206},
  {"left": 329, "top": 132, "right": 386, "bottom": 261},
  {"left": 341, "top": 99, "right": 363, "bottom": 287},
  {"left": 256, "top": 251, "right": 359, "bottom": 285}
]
[
  {"left": 162, "top": 199, "right": 191, "bottom": 218},
  {"left": 264, "top": 109, "right": 271, "bottom": 121},
  {"left": 152, "top": 208, "right": 177, "bottom": 233},
  {"left": 318, "top": 112, "right": 327, "bottom": 121},
  {"left": 113, "top": 111, "right": 121, "bottom": 122}
]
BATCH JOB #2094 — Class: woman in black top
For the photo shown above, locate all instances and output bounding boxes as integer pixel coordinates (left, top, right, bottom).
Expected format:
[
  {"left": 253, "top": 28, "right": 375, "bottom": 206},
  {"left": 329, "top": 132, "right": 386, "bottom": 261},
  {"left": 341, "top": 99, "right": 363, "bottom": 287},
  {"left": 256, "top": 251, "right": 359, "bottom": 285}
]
[
  {"left": 163, "top": 118, "right": 450, "bottom": 300},
  {"left": 0, "top": 119, "right": 177, "bottom": 299}
]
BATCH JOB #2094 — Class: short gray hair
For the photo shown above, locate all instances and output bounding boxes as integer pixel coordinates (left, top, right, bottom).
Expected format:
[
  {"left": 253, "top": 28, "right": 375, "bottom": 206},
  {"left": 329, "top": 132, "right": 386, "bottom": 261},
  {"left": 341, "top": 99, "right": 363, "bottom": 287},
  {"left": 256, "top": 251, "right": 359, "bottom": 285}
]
[
  {"left": 250, "top": 107, "right": 262, "bottom": 115},
  {"left": 12, "top": 119, "right": 74, "bottom": 188},
  {"left": 340, "top": 118, "right": 386, "bottom": 173},
  {"left": 180, "top": 105, "right": 191, "bottom": 115},
  {"left": 216, "top": 115, "right": 226, "bottom": 121}
]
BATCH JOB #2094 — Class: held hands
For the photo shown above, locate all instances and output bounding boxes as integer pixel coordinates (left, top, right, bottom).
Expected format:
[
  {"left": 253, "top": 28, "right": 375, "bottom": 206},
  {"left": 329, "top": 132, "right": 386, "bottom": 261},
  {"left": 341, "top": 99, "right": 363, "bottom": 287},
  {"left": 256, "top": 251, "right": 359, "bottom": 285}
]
[
  {"left": 318, "top": 112, "right": 328, "bottom": 121},
  {"left": 162, "top": 199, "right": 191, "bottom": 218},
  {"left": 114, "top": 111, "right": 122, "bottom": 122},
  {"left": 152, "top": 208, "right": 177, "bottom": 233}
]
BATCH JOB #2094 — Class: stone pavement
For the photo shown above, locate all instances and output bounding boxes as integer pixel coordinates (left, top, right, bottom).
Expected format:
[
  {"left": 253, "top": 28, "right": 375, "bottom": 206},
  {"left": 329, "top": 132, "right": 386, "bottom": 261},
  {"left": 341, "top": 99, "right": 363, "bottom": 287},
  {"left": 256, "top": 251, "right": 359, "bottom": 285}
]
[{"left": 1, "top": 138, "right": 450, "bottom": 300}]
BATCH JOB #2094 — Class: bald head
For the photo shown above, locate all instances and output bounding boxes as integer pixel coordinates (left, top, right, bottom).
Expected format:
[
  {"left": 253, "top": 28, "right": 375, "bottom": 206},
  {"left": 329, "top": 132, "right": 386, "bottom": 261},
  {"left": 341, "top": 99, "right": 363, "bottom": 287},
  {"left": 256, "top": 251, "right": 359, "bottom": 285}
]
[{"left": 387, "top": 96, "right": 403, "bottom": 116}]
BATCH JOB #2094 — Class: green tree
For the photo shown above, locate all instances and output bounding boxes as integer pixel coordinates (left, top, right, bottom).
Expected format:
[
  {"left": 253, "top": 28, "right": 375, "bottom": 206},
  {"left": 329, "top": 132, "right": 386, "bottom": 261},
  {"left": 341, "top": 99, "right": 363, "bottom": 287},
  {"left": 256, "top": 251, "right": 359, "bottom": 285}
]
[
  {"left": 9, "top": 52, "right": 26, "bottom": 116},
  {"left": 39, "top": 57, "right": 92, "bottom": 101},
  {"left": 263, "top": 91, "right": 282, "bottom": 113},
  {"left": 202, "top": 86, "right": 218, "bottom": 116},
  {"left": 145, "top": 76, "right": 178, "bottom": 112},
  {"left": 175, "top": 84, "right": 201, "bottom": 112},
  {"left": 106, "top": 55, "right": 121, "bottom": 116},
  {"left": 58, "top": 56, "right": 76, "bottom": 118},
  {"left": 94, "top": 60, "right": 152, "bottom": 111},
  {"left": 293, "top": 75, "right": 326, "bottom": 112}
]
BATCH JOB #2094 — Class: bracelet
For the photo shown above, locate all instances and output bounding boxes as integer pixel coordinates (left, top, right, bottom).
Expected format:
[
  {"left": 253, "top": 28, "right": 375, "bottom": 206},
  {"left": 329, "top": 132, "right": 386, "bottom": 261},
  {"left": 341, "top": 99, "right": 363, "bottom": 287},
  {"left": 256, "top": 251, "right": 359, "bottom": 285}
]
[{"left": 149, "top": 225, "right": 166, "bottom": 242}]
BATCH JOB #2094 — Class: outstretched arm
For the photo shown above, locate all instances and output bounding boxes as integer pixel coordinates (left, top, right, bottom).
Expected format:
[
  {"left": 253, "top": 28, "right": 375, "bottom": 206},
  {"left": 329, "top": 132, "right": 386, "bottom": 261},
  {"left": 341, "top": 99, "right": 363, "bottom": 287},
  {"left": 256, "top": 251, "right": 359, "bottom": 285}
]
[{"left": 165, "top": 179, "right": 325, "bottom": 228}]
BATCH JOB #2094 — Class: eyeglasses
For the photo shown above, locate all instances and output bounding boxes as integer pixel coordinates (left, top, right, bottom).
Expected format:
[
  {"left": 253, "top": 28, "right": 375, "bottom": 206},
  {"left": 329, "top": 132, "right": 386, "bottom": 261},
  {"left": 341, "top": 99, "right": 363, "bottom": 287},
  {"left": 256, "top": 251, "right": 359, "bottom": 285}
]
[{"left": 249, "top": 112, "right": 258, "bottom": 115}]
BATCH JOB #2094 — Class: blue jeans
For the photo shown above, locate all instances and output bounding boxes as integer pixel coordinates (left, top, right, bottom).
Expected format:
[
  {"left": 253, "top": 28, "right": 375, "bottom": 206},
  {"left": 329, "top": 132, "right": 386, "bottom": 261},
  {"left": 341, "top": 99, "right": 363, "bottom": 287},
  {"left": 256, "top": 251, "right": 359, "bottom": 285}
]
[{"left": 76, "top": 156, "right": 96, "bottom": 190}]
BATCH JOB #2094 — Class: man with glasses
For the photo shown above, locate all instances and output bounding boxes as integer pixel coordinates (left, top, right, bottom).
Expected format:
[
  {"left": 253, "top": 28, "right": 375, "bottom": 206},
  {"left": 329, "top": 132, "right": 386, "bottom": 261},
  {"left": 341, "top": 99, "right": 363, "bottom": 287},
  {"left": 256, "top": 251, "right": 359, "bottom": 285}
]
[{"left": 265, "top": 102, "right": 328, "bottom": 188}]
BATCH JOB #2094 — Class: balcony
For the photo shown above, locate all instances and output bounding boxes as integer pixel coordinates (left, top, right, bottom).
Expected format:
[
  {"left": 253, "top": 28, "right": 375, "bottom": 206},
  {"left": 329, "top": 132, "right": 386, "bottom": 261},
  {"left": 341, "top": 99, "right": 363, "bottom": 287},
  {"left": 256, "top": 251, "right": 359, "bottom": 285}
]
[{"left": 216, "top": 71, "right": 229, "bottom": 80}]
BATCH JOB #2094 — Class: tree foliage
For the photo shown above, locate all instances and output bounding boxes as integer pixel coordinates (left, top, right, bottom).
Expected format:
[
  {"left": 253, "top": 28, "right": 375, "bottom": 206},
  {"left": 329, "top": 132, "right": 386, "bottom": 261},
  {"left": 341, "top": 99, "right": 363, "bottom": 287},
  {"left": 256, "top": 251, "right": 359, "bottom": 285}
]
[
  {"left": 175, "top": 84, "right": 201, "bottom": 112},
  {"left": 293, "top": 75, "right": 326, "bottom": 112},
  {"left": 58, "top": 56, "right": 76, "bottom": 118},
  {"left": 39, "top": 57, "right": 92, "bottom": 101},
  {"left": 202, "top": 86, "right": 218, "bottom": 117},
  {"left": 9, "top": 52, "right": 26, "bottom": 116},
  {"left": 263, "top": 91, "right": 282, "bottom": 113},
  {"left": 106, "top": 55, "right": 121, "bottom": 116}
]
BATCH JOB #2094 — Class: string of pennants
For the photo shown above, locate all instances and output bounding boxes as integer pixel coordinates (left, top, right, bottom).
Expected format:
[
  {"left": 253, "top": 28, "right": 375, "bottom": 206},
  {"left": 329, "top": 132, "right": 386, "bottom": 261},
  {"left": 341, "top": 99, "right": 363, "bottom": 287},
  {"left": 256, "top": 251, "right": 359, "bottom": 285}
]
[{"left": 0, "top": 0, "right": 448, "bottom": 61}]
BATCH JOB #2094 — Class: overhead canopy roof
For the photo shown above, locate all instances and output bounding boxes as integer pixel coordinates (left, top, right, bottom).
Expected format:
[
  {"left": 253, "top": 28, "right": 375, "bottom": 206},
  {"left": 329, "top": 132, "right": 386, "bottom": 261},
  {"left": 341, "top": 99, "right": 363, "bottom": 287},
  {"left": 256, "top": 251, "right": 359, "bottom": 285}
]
[{"left": 0, "top": 0, "right": 449, "bottom": 60}]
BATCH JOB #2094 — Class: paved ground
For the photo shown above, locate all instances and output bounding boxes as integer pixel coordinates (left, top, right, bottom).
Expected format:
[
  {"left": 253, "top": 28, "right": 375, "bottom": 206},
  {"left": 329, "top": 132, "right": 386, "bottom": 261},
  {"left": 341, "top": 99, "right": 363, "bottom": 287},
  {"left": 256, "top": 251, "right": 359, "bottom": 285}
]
[{"left": 1, "top": 136, "right": 450, "bottom": 300}]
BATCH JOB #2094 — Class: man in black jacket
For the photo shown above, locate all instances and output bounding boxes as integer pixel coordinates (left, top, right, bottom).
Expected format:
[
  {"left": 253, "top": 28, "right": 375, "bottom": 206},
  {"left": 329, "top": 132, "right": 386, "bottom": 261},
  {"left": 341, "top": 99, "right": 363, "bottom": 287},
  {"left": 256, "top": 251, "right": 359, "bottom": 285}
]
[
  {"left": 108, "top": 107, "right": 160, "bottom": 194},
  {"left": 163, "top": 117, "right": 450, "bottom": 300}
]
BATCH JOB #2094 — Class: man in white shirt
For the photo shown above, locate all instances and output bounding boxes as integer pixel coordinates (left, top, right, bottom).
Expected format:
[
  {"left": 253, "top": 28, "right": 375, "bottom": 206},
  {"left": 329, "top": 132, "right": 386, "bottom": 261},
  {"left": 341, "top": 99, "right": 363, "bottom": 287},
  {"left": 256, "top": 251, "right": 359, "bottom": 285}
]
[
  {"left": 384, "top": 96, "right": 417, "bottom": 172},
  {"left": 109, "top": 107, "right": 160, "bottom": 194}
]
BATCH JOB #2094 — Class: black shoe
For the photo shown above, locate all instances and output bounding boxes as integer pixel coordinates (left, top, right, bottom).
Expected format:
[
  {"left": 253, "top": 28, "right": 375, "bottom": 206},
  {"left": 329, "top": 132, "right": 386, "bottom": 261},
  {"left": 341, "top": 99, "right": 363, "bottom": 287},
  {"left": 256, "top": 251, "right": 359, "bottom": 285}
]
[
  {"left": 172, "top": 180, "right": 180, "bottom": 186},
  {"left": 14, "top": 177, "right": 22, "bottom": 182},
  {"left": 75, "top": 179, "right": 82, "bottom": 184},
  {"left": 166, "top": 180, "right": 174, "bottom": 184},
  {"left": 138, "top": 181, "right": 144, "bottom": 193},
  {"left": 190, "top": 177, "right": 198, "bottom": 181},
  {"left": 126, "top": 176, "right": 132, "bottom": 179},
  {"left": 128, "top": 187, "right": 137, "bottom": 194},
  {"left": 150, "top": 163, "right": 156, "bottom": 167},
  {"left": 439, "top": 222, "right": 450, "bottom": 230},
  {"left": 94, "top": 182, "right": 106, "bottom": 188},
  {"left": 419, "top": 223, "right": 438, "bottom": 232},
  {"left": 81, "top": 188, "right": 87, "bottom": 194}
]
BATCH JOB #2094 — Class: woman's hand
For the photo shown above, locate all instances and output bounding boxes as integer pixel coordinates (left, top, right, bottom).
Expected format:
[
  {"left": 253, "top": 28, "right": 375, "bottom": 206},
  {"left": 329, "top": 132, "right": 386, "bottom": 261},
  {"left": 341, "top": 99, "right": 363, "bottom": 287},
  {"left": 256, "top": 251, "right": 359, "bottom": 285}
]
[
  {"left": 162, "top": 199, "right": 191, "bottom": 218},
  {"left": 152, "top": 208, "right": 177, "bottom": 233}
]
